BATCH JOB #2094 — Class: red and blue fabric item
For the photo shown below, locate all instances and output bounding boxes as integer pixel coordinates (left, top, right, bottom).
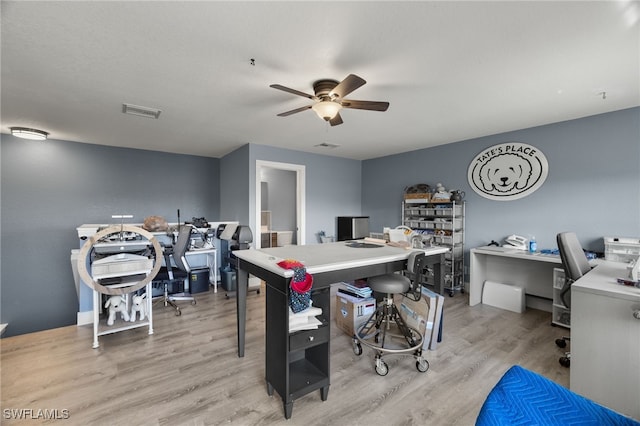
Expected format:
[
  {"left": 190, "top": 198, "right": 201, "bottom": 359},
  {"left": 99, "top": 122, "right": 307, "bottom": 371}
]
[{"left": 277, "top": 259, "right": 313, "bottom": 313}]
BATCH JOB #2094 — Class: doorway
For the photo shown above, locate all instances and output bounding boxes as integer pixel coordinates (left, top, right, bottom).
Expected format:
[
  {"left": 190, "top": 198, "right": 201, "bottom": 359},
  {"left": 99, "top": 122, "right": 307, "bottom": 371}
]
[{"left": 255, "top": 160, "right": 306, "bottom": 249}]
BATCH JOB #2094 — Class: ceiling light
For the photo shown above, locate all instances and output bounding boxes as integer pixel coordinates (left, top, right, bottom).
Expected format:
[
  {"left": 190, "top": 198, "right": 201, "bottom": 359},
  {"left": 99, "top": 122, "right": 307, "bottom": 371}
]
[
  {"left": 312, "top": 101, "right": 342, "bottom": 121},
  {"left": 314, "top": 142, "right": 340, "bottom": 148},
  {"left": 10, "top": 127, "right": 49, "bottom": 140},
  {"left": 122, "top": 103, "right": 162, "bottom": 119}
]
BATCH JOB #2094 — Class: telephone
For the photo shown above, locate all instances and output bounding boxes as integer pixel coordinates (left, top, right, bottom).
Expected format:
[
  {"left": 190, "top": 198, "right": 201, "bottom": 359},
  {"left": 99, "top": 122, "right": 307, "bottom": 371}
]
[{"left": 503, "top": 234, "right": 527, "bottom": 250}]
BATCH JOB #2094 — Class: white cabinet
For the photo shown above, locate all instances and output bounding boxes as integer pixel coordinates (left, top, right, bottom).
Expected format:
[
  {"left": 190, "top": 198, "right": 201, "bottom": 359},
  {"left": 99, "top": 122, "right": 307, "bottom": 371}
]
[
  {"left": 570, "top": 262, "right": 640, "bottom": 420},
  {"left": 552, "top": 268, "right": 570, "bottom": 328},
  {"left": 403, "top": 200, "right": 465, "bottom": 296}
]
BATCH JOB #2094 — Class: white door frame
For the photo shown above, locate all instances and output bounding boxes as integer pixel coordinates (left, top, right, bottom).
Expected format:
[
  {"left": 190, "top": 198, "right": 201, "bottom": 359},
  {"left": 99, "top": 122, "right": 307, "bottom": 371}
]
[{"left": 255, "top": 160, "right": 306, "bottom": 248}]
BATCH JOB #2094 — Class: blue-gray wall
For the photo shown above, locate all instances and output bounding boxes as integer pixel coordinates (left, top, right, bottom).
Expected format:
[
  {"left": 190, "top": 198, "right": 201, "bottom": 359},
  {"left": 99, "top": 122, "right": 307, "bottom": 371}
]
[
  {"left": 247, "top": 143, "right": 362, "bottom": 244},
  {"left": 362, "top": 107, "right": 640, "bottom": 255},
  {"left": 2, "top": 107, "right": 638, "bottom": 337},
  {"left": 0, "top": 136, "right": 219, "bottom": 337}
]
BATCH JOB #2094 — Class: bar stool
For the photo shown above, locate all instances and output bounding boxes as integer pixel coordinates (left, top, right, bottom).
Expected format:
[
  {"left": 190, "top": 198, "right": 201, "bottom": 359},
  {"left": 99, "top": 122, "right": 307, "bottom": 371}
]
[{"left": 354, "top": 251, "right": 429, "bottom": 376}]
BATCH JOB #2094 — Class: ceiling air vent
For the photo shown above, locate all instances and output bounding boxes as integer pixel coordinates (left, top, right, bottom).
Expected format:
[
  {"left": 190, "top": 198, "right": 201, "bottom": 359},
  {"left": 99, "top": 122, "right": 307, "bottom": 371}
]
[
  {"left": 314, "top": 142, "right": 340, "bottom": 149},
  {"left": 122, "top": 103, "right": 162, "bottom": 119}
]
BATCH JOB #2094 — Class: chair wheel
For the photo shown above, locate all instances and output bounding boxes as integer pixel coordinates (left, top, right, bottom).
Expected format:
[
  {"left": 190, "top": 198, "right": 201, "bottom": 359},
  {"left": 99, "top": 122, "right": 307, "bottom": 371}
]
[
  {"left": 416, "top": 358, "right": 429, "bottom": 373},
  {"left": 175, "top": 308, "right": 181, "bottom": 316},
  {"left": 353, "top": 341, "right": 362, "bottom": 356},
  {"left": 559, "top": 356, "right": 570, "bottom": 367},
  {"left": 375, "top": 358, "right": 389, "bottom": 376},
  {"left": 556, "top": 338, "right": 567, "bottom": 348},
  {"left": 191, "top": 300, "right": 196, "bottom": 305}
]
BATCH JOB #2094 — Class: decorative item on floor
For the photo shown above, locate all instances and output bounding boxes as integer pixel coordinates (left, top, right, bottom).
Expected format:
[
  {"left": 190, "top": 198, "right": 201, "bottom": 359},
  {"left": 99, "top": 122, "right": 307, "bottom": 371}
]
[
  {"left": 105, "top": 295, "right": 129, "bottom": 326},
  {"left": 130, "top": 293, "right": 147, "bottom": 322},
  {"left": 142, "top": 215, "right": 169, "bottom": 232},
  {"left": 277, "top": 259, "right": 313, "bottom": 313}
]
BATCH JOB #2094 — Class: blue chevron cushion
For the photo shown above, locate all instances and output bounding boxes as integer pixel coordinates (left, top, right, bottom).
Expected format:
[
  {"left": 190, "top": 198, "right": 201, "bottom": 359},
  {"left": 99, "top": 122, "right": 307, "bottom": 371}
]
[{"left": 476, "top": 365, "right": 639, "bottom": 426}]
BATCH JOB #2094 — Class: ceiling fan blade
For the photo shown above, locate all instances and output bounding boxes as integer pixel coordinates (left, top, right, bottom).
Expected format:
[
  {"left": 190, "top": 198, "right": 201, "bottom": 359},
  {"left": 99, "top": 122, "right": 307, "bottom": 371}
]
[
  {"left": 277, "top": 105, "right": 312, "bottom": 117},
  {"left": 330, "top": 74, "right": 366, "bottom": 99},
  {"left": 329, "top": 112, "right": 343, "bottom": 126},
  {"left": 270, "top": 84, "right": 317, "bottom": 100},
  {"left": 341, "top": 99, "right": 389, "bottom": 111}
]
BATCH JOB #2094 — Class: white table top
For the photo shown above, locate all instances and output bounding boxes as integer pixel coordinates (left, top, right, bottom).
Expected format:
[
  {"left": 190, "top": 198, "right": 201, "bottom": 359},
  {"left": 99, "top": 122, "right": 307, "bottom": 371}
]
[
  {"left": 234, "top": 241, "right": 448, "bottom": 277},
  {"left": 472, "top": 246, "right": 563, "bottom": 264},
  {"left": 573, "top": 260, "right": 640, "bottom": 302}
]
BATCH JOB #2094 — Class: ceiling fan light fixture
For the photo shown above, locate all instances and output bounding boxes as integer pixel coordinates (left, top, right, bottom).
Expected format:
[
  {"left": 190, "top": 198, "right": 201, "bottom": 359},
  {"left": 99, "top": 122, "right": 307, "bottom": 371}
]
[
  {"left": 312, "top": 101, "right": 342, "bottom": 121},
  {"left": 10, "top": 127, "right": 49, "bottom": 140}
]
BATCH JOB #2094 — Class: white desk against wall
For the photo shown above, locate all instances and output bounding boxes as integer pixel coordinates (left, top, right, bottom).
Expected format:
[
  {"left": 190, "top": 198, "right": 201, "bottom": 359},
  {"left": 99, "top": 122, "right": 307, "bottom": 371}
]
[
  {"left": 469, "top": 246, "right": 563, "bottom": 311},
  {"left": 570, "top": 261, "right": 640, "bottom": 420}
]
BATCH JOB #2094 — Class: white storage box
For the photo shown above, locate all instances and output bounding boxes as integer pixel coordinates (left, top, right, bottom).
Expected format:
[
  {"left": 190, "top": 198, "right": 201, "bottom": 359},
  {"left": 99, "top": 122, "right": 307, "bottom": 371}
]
[
  {"left": 434, "top": 233, "right": 463, "bottom": 245},
  {"left": 417, "top": 220, "right": 435, "bottom": 229},
  {"left": 434, "top": 218, "right": 463, "bottom": 230},
  {"left": 435, "top": 205, "right": 463, "bottom": 216},
  {"left": 482, "top": 280, "right": 525, "bottom": 313},
  {"left": 604, "top": 237, "right": 640, "bottom": 263}
]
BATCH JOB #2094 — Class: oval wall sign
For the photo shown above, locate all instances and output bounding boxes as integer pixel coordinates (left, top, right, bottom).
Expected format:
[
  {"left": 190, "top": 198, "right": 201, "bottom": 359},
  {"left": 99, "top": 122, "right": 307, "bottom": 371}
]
[{"left": 468, "top": 142, "right": 548, "bottom": 201}]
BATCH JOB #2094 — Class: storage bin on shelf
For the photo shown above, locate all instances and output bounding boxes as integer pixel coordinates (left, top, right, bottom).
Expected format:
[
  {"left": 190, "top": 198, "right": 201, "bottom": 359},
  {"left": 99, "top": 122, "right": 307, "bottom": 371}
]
[
  {"left": 433, "top": 218, "right": 463, "bottom": 230},
  {"left": 554, "top": 306, "right": 571, "bottom": 327},
  {"left": 604, "top": 237, "right": 640, "bottom": 263},
  {"left": 445, "top": 246, "right": 463, "bottom": 261},
  {"left": 434, "top": 233, "right": 463, "bottom": 245},
  {"left": 435, "top": 205, "right": 463, "bottom": 216}
]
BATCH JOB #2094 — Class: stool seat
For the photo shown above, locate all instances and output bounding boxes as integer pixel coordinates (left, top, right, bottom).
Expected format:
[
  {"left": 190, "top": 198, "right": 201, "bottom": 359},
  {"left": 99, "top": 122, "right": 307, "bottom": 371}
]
[
  {"left": 368, "top": 274, "right": 410, "bottom": 294},
  {"left": 354, "top": 251, "right": 429, "bottom": 377}
]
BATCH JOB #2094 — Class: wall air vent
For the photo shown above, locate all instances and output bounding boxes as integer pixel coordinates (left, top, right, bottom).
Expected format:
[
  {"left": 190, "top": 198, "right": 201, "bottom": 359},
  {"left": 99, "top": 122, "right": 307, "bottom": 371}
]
[
  {"left": 314, "top": 142, "right": 340, "bottom": 149},
  {"left": 122, "top": 103, "right": 162, "bottom": 119}
]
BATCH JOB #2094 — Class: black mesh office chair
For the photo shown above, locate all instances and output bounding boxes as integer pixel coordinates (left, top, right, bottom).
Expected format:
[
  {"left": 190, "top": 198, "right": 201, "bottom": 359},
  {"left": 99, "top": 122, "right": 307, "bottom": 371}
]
[
  {"left": 354, "top": 251, "right": 430, "bottom": 376},
  {"left": 555, "top": 232, "right": 592, "bottom": 367},
  {"left": 154, "top": 225, "right": 196, "bottom": 316}
]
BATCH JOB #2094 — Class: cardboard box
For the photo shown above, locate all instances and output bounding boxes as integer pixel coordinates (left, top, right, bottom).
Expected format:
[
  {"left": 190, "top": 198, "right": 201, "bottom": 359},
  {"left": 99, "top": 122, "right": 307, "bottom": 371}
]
[
  {"left": 335, "top": 293, "right": 376, "bottom": 336},
  {"left": 421, "top": 287, "right": 444, "bottom": 350},
  {"left": 404, "top": 193, "right": 431, "bottom": 202},
  {"left": 398, "top": 286, "right": 444, "bottom": 350},
  {"left": 398, "top": 293, "right": 435, "bottom": 350}
]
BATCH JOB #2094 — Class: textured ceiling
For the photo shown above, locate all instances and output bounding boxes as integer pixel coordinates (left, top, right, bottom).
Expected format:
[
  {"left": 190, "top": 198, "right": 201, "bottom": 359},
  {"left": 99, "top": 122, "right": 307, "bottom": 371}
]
[{"left": 2, "top": 1, "right": 639, "bottom": 160}]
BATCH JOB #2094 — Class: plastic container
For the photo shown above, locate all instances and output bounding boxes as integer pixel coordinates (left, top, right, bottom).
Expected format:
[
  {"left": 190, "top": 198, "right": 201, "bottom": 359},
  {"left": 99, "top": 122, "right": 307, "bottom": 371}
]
[
  {"left": 604, "top": 237, "right": 640, "bottom": 263},
  {"left": 189, "top": 269, "right": 210, "bottom": 293},
  {"left": 220, "top": 267, "right": 236, "bottom": 292}
]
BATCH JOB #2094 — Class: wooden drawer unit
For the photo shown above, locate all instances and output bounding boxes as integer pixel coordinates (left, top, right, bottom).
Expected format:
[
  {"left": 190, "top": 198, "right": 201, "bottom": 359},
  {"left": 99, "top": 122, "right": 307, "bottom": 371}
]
[
  {"left": 265, "top": 285, "right": 330, "bottom": 419},
  {"left": 289, "top": 320, "right": 329, "bottom": 351}
]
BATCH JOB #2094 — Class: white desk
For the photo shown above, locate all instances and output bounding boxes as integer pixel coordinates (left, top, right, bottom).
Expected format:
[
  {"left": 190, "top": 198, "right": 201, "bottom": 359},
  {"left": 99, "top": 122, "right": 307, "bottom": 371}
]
[
  {"left": 470, "top": 246, "right": 563, "bottom": 310},
  {"left": 570, "top": 261, "right": 640, "bottom": 420},
  {"left": 233, "top": 241, "right": 448, "bottom": 419}
]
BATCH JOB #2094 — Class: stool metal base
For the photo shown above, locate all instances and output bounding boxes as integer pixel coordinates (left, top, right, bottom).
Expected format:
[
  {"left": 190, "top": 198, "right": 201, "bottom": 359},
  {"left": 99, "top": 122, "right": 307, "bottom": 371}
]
[{"left": 354, "top": 296, "right": 429, "bottom": 376}]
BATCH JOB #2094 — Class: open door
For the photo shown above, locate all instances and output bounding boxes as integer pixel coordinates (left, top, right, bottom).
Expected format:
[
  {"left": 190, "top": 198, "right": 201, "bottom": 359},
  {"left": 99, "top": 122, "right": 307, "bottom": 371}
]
[{"left": 255, "top": 160, "right": 306, "bottom": 249}]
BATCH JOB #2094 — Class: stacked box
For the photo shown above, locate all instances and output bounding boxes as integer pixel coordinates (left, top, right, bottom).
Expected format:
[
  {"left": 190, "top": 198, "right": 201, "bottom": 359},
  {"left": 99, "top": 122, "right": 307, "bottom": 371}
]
[{"left": 335, "top": 294, "right": 376, "bottom": 336}]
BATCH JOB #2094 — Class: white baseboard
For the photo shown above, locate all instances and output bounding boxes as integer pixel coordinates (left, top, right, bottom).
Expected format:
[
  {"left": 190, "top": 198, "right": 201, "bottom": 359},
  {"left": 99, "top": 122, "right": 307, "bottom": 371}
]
[{"left": 77, "top": 310, "right": 93, "bottom": 326}]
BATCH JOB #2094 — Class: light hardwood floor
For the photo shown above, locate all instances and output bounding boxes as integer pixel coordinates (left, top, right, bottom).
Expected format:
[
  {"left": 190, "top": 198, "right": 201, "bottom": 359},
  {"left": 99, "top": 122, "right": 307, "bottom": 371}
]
[{"left": 1, "top": 285, "right": 570, "bottom": 425}]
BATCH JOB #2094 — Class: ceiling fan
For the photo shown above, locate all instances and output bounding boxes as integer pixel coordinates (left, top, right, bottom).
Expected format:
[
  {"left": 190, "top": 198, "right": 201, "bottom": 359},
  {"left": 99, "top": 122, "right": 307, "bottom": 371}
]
[{"left": 270, "top": 74, "right": 389, "bottom": 126}]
